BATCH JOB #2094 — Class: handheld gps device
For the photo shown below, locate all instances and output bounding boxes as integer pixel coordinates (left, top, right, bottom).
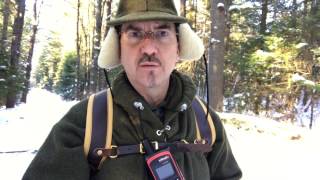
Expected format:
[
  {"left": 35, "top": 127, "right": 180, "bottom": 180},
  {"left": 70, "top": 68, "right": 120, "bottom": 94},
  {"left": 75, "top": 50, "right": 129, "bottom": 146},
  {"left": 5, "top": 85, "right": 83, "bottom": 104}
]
[
  {"left": 146, "top": 149, "right": 185, "bottom": 180},
  {"left": 142, "top": 140, "right": 185, "bottom": 180}
]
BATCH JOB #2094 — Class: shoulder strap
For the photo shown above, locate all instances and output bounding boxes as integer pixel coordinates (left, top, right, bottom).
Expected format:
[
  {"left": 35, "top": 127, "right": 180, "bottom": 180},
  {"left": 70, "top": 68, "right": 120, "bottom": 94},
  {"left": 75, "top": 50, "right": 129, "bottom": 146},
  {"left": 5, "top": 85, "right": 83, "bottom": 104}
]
[
  {"left": 191, "top": 96, "right": 216, "bottom": 146},
  {"left": 84, "top": 91, "right": 215, "bottom": 172},
  {"left": 84, "top": 88, "right": 114, "bottom": 172}
]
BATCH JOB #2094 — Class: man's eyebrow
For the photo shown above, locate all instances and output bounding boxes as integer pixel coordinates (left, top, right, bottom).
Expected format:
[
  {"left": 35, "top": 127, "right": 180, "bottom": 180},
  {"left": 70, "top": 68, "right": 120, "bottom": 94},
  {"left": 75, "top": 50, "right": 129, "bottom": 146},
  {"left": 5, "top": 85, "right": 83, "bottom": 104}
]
[
  {"left": 122, "top": 24, "right": 142, "bottom": 32},
  {"left": 155, "top": 23, "right": 172, "bottom": 29},
  {"left": 122, "top": 23, "right": 173, "bottom": 31}
]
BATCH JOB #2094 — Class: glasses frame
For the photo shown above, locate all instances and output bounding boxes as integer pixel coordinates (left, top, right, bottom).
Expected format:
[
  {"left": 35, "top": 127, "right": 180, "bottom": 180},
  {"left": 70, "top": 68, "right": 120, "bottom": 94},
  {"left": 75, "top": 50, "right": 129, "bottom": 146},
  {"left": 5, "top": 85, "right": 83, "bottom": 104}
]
[{"left": 120, "top": 28, "right": 178, "bottom": 45}]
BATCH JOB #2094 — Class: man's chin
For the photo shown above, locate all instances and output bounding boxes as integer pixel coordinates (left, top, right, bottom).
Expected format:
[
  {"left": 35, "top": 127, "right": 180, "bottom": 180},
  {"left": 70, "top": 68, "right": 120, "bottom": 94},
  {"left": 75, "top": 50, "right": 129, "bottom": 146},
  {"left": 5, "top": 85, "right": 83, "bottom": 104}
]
[{"left": 143, "top": 71, "right": 158, "bottom": 88}]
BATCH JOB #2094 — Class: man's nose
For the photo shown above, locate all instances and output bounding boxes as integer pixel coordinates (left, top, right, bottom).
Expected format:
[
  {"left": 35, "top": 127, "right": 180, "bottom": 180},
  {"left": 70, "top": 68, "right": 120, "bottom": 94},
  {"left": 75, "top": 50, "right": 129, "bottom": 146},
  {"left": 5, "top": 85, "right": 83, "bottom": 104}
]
[{"left": 140, "top": 38, "right": 158, "bottom": 56}]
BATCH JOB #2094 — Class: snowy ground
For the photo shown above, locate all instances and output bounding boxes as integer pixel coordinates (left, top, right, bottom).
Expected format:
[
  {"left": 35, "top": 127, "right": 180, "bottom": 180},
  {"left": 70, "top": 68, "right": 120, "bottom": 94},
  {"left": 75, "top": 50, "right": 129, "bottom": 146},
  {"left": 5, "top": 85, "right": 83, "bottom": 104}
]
[
  {"left": 0, "top": 88, "right": 77, "bottom": 179},
  {"left": 221, "top": 113, "right": 320, "bottom": 180},
  {"left": 0, "top": 88, "right": 319, "bottom": 179}
]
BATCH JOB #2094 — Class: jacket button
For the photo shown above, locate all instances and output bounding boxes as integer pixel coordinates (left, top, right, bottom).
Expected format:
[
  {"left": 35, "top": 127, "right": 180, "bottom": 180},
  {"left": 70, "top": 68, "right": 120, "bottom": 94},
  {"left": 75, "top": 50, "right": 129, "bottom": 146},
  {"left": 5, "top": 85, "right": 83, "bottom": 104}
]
[
  {"left": 180, "top": 103, "right": 187, "bottom": 111},
  {"left": 133, "top": 101, "right": 144, "bottom": 110},
  {"left": 165, "top": 125, "right": 171, "bottom": 131},
  {"left": 156, "top": 130, "right": 163, "bottom": 136}
]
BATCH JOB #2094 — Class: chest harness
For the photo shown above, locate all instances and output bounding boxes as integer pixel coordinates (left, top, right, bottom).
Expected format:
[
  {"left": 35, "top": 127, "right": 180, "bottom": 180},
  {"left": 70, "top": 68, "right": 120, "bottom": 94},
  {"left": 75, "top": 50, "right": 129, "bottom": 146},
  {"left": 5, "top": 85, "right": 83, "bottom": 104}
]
[{"left": 83, "top": 88, "right": 216, "bottom": 173}]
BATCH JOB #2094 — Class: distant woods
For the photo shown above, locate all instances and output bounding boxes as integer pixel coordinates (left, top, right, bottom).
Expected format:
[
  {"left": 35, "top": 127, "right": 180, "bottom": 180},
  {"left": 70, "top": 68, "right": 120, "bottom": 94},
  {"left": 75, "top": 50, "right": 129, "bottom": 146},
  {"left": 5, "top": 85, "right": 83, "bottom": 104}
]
[{"left": 0, "top": 0, "right": 319, "bottom": 126}]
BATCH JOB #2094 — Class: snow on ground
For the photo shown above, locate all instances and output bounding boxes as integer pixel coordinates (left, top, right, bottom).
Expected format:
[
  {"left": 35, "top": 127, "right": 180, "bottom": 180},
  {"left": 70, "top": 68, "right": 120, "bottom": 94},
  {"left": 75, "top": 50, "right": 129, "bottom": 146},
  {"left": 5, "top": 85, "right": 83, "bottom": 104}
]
[
  {"left": 220, "top": 113, "right": 320, "bottom": 180},
  {"left": 0, "top": 88, "right": 77, "bottom": 179},
  {"left": 0, "top": 88, "right": 319, "bottom": 179}
]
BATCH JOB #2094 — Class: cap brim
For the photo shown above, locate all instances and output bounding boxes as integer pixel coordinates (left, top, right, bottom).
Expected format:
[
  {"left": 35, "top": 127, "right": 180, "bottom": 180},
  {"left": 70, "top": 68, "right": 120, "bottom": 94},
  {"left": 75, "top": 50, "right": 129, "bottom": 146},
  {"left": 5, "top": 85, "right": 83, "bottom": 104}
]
[{"left": 108, "top": 11, "right": 188, "bottom": 26}]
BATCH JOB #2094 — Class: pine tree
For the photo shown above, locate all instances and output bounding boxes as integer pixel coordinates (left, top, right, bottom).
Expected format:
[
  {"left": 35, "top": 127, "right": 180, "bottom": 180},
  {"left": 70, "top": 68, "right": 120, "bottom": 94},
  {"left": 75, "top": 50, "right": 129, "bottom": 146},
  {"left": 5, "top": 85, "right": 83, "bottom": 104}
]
[
  {"left": 34, "top": 33, "right": 63, "bottom": 91},
  {"left": 54, "top": 52, "right": 78, "bottom": 100},
  {"left": 6, "top": 0, "right": 26, "bottom": 108}
]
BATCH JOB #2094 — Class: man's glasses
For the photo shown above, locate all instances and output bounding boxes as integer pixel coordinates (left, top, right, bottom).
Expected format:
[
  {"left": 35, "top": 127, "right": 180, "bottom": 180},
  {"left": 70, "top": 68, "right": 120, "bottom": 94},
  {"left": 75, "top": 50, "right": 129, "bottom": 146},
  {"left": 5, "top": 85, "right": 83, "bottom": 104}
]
[{"left": 121, "top": 29, "right": 177, "bottom": 45}]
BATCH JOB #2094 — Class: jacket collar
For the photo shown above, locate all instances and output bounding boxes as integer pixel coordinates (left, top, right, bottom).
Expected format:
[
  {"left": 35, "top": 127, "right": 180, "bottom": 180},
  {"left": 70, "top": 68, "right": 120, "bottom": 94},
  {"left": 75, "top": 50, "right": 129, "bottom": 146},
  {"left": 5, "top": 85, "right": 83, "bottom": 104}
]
[{"left": 112, "top": 70, "right": 196, "bottom": 116}]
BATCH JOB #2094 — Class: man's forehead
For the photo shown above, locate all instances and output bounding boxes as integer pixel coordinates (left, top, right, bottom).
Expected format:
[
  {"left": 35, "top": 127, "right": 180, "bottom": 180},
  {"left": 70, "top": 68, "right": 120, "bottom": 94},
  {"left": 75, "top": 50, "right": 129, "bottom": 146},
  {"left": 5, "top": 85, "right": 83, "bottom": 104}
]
[{"left": 121, "top": 21, "right": 175, "bottom": 30}]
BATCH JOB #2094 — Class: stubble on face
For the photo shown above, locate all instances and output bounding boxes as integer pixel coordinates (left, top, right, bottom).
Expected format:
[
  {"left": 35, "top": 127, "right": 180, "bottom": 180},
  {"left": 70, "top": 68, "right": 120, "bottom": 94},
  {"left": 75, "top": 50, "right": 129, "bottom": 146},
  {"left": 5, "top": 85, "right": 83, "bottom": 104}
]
[
  {"left": 138, "top": 53, "right": 162, "bottom": 88},
  {"left": 145, "top": 71, "right": 156, "bottom": 88}
]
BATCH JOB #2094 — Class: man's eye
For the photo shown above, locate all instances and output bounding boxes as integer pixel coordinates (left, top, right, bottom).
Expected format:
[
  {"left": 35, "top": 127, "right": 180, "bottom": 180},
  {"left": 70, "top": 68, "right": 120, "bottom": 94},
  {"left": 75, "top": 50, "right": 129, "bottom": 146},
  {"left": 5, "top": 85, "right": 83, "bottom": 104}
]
[
  {"left": 127, "top": 31, "right": 142, "bottom": 38},
  {"left": 155, "top": 30, "right": 169, "bottom": 38}
]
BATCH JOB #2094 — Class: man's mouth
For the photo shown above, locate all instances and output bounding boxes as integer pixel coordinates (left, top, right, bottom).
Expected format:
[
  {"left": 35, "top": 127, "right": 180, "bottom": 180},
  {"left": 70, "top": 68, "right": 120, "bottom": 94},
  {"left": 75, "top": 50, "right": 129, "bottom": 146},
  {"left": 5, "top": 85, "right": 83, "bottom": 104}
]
[
  {"left": 139, "top": 62, "right": 160, "bottom": 67},
  {"left": 138, "top": 54, "right": 162, "bottom": 67}
]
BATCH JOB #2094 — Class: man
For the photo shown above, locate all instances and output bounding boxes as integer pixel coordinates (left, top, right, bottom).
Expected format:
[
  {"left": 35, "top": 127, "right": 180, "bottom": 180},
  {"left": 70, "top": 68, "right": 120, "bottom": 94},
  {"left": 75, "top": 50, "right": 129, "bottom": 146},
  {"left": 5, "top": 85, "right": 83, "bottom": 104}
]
[{"left": 23, "top": 0, "right": 242, "bottom": 179}]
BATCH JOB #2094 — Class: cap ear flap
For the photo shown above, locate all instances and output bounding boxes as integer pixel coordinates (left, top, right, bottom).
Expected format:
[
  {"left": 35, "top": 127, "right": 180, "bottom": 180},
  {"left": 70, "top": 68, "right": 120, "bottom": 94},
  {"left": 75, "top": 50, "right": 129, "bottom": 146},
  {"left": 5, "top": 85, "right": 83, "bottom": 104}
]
[
  {"left": 98, "top": 27, "right": 120, "bottom": 69},
  {"left": 178, "top": 23, "right": 204, "bottom": 61}
]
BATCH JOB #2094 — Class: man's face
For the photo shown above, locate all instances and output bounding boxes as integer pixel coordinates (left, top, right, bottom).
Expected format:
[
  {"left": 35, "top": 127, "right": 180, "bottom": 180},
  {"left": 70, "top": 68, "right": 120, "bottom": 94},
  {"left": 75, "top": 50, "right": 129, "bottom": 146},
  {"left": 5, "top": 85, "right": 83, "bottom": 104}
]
[{"left": 120, "top": 21, "right": 179, "bottom": 90}]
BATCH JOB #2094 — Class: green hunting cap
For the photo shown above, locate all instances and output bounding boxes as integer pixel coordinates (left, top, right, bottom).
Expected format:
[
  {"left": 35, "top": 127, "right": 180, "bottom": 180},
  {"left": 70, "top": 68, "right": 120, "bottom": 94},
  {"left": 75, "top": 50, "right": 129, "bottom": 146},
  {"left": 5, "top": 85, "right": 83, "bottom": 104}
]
[{"left": 108, "top": 0, "right": 188, "bottom": 26}]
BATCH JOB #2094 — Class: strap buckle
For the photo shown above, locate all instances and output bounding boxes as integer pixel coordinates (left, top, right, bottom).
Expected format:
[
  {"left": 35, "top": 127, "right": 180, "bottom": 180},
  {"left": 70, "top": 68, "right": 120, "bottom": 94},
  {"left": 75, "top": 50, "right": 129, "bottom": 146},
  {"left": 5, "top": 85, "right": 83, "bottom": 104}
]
[
  {"left": 194, "top": 139, "right": 207, "bottom": 144},
  {"left": 180, "top": 139, "right": 189, "bottom": 144},
  {"left": 152, "top": 141, "right": 159, "bottom": 150},
  {"left": 94, "top": 145, "right": 118, "bottom": 158},
  {"left": 139, "top": 141, "right": 159, "bottom": 154},
  {"left": 139, "top": 143, "right": 145, "bottom": 154},
  {"left": 109, "top": 145, "right": 118, "bottom": 159}
]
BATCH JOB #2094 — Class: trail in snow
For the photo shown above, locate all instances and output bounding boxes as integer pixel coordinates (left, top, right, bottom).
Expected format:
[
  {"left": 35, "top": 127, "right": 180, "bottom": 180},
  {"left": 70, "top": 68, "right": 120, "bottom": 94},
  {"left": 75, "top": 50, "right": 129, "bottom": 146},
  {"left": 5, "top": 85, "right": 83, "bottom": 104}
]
[{"left": 0, "top": 88, "right": 77, "bottom": 179}]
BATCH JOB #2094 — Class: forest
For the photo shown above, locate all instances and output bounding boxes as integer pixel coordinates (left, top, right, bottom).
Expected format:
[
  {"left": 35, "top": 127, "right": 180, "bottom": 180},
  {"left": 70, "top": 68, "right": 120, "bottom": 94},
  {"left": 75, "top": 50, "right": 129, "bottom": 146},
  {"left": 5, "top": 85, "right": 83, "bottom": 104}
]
[{"left": 0, "top": 0, "right": 319, "bottom": 127}]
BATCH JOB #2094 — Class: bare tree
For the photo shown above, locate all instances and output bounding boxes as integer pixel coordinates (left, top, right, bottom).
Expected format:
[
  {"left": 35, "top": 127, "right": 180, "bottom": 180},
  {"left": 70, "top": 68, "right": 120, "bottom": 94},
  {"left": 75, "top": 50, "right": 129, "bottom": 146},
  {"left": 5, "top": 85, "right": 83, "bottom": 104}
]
[
  {"left": 76, "top": 0, "right": 82, "bottom": 99},
  {"left": 225, "top": 0, "right": 232, "bottom": 52},
  {"left": 91, "top": 0, "right": 103, "bottom": 91},
  {"left": 208, "top": 0, "right": 226, "bottom": 111},
  {"left": 1, "top": 0, "right": 11, "bottom": 53},
  {"left": 21, "top": 0, "right": 43, "bottom": 103},
  {"left": 6, "top": 0, "right": 26, "bottom": 108},
  {"left": 81, "top": 19, "right": 91, "bottom": 95},
  {"left": 104, "top": 0, "right": 112, "bottom": 39},
  {"left": 260, "top": 0, "right": 268, "bottom": 34}
]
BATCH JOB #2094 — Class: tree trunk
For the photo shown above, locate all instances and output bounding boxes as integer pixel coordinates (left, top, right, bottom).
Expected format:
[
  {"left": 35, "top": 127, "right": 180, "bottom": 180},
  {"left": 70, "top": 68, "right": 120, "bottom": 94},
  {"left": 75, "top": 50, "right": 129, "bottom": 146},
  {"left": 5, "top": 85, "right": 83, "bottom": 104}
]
[
  {"left": 1, "top": 0, "right": 10, "bottom": 53},
  {"left": 81, "top": 20, "right": 91, "bottom": 95},
  {"left": 92, "top": 0, "right": 103, "bottom": 91},
  {"left": 194, "top": 0, "right": 198, "bottom": 30},
  {"left": 310, "top": 0, "right": 319, "bottom": 46},
  {"left": 225, "top": 0, "right": 232, "bottom": 52},
  {"left": 260, "top": 0, "right": 268, "bottom": 34},
  {"left": 98, "top": 0, "right": 112, "bottom": 89},
  {"left": 273, "top": 0, "right": 278, "bottom": 19},
  {"left": 254, "top": 94, "right": 262, "bottom": 115},
  {"left": 104, "top": 0, "right": 112, "bottom": 39},
  {"left": 89, "top": 0, "right": 103, "bottom": 93},
  {"left": 180, "top": 0, "right": 186, "bottom": 17},
  {"left": 76, "top": 0, "right": 82, "bottom": 99},
  {"left": 302, "top": 0, "right": 310, "bottom": 51},
  {"left": 208, "top": 0, "right": 226, "bottom": 111},
  {"left": 21, "top": 0, "right": 42, "bottom": 103},
  {"left": 303, "top": 0, "right": 309, "bottom": 16},
  {"left": 291, "top": 0, "right": 298, "bottom": 28},
  {"left": 6, "top": 0, "right": 26, "bottom": 108}
]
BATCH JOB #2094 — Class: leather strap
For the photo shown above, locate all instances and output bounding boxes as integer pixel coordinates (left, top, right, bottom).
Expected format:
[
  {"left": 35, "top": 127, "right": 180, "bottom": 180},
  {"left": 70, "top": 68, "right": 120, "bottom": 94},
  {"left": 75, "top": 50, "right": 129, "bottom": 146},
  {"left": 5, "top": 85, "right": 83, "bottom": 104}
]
[{"left": 94, "top": 142, "right": 212, "bottom": 158}]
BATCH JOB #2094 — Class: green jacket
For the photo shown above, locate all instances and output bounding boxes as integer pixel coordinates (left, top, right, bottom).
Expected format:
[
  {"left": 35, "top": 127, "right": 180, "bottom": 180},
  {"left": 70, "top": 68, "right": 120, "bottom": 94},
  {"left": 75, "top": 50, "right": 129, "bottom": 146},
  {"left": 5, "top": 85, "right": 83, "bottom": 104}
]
[{"left": 23, "top": 70, "right": 242, "bottom": 180}]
